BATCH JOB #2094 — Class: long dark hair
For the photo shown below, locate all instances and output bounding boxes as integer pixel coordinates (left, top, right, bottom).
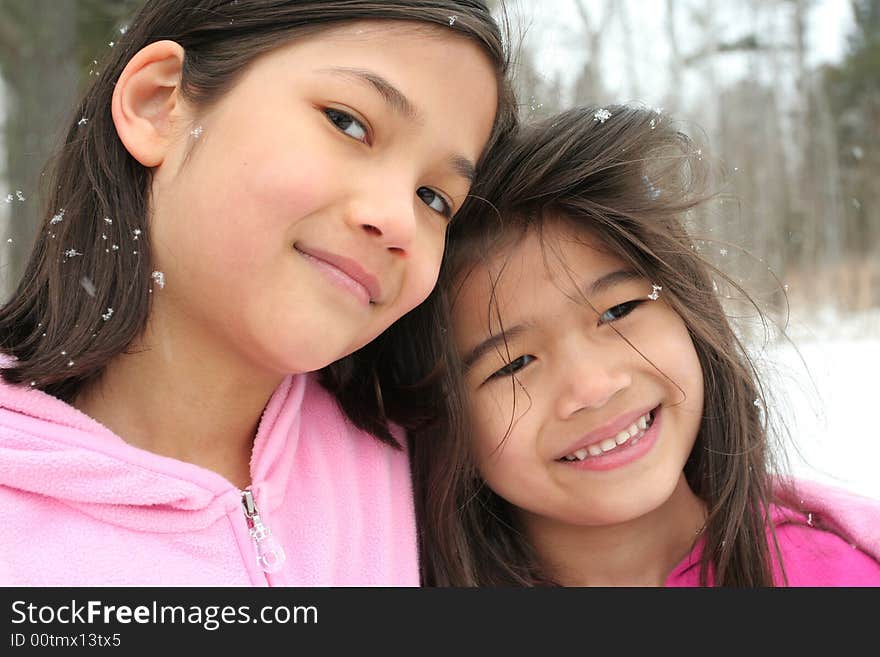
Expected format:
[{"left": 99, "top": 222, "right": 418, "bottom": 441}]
[
  {"left": 0, "top": 0, "right": 517, "bottom": 423},
  {"left": 389, "top": 105, "right": 799, "bottom": 586}
]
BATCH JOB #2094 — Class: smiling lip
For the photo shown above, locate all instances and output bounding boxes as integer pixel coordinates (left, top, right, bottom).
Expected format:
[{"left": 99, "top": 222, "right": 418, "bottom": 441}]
[
  {"left": 294, "top": 244, "right": 382, "bottom": 303},
  {"left": 554, "top": 406, "right": 658, "bottom": 461}
]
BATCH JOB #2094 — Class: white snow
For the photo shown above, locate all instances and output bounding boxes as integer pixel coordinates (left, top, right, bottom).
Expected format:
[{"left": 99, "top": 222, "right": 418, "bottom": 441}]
[{"left": 762, "top": 308, "right": 880, "bottom": 501}]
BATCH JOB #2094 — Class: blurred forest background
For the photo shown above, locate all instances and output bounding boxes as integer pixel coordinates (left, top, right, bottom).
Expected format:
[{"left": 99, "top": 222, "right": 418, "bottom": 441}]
[{"left": 0, "top": 0, "right": 878, "bottom": 317}]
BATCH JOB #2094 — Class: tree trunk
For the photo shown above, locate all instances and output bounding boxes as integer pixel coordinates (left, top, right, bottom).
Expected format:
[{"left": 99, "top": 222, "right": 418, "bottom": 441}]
[{"left": 0, "top": 0, "right": 79, "bottom": 299}]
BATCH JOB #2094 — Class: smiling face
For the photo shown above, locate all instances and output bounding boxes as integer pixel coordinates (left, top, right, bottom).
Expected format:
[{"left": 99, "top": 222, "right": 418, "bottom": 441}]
[
  {"left": 451, "top": 219, "right": 705, "bottom": 533},
  {"left": 148, "top": 21, "right": 498, "bottom": 376}
]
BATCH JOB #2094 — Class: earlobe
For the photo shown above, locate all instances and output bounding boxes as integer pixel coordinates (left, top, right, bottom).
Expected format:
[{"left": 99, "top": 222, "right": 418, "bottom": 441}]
[{"left": 111, "top": 40, "right": 186, "bottom": 167}]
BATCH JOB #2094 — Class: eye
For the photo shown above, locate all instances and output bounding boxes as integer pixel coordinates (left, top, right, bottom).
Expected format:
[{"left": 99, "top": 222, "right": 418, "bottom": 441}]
[
  {"left": 487, "top": 354, "right": 535, "bottom": 381},
  {"left": 598, "top": 300, "right": 644, "bottom": 325},
  {"left": 324, "top": 108, "right": 368, "bottom": 143},
  {"left": 416, "top": 187, "right": 452, "bottom": 218}
]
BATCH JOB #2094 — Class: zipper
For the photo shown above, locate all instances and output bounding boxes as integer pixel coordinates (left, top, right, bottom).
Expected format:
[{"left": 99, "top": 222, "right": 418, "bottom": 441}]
[{"left": 241, "top": 489, "right": 286, "bottom": 573}]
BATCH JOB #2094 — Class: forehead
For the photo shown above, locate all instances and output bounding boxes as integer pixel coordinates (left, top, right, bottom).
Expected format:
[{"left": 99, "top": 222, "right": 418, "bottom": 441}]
[
  {"left": 450, "top": 222, "right": 631, "bottom": 340},
  {"left": 454, "top": 223, "right": 621, "bottom": 304}
]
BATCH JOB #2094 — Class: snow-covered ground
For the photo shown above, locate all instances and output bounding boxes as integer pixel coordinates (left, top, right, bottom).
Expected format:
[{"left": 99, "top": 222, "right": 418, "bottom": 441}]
[{"left": 761, "top": 308, "right": 880, "bottom": 501}]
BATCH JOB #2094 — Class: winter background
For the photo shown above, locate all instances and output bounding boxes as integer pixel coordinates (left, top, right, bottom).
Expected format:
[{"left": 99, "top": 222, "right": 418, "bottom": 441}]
[{"left": 1, "top": 1, "right": 878, "bottom": 500}]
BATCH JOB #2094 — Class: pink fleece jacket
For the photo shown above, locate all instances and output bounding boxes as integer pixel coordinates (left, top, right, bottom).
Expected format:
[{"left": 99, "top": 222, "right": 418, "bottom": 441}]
[
  {"left": 667, "top": 481, "right": 880, "bottom": 586},
  {"left": 0, "top": 372, "right": 419, "bottom": 586}
]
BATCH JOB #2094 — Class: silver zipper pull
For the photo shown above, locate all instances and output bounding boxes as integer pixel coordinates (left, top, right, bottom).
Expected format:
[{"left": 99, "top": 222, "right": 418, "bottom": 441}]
[{"left": 241, "top": 489, "right": 286, "bottom": 573}]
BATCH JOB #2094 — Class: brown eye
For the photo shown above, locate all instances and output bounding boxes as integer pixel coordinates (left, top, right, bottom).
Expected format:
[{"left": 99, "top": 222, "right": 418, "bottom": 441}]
[
  {"left": 324, "top": 108, "right": 368, "bottom": 143},
  {"left": 416, "top": 187, "right": 451, "bottom": 218}
]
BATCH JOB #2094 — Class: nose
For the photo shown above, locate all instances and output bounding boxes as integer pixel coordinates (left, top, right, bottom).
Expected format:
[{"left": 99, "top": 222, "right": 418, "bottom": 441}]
[
  {"left": 554, "top": 342, "right": 631, "bottom": 419},
  {"left": 345, "top": 178, "right": 417, "bottom": 255}
]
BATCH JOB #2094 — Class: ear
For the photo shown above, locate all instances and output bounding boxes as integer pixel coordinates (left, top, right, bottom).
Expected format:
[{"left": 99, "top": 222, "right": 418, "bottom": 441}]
[{"left": 111, "top": 40, "right": 187, "bottom": 167}]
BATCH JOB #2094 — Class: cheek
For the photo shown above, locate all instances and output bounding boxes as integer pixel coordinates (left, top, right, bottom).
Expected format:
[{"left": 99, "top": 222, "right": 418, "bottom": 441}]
[
  {"left": 398, "top": 232, "right": 445, "bottom": 308},
  {"left": 469, "top": 390, "right": 530, "bottom": 466},
  {"left": 239, "top": 153, "right": 330, "bottom": 228},
  {"left": 659, "top": 317, "right": 705, "bottom": 413}
]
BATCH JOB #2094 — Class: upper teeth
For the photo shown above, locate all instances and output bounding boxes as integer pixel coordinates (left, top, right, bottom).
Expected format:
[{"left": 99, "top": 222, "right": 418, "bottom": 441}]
[{"left": 561, "top": 412, "right": 652, "bottom": 461}]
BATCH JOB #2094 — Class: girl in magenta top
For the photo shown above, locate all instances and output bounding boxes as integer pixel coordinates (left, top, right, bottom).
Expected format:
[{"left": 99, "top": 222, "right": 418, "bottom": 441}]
[
  {"left": 391, "top": 106, "right": 880, "bottom": 586},
  {"left": 0, "top": 0, "right": 516, "bottom": 585}
]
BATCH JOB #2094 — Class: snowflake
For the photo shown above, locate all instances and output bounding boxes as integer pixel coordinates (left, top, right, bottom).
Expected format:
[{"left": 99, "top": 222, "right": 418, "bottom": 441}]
[
  {"left": 80, "top": 276, "right": 97, "bottom": 297},
  {"left": 15, "top": 190, "right": 25, "bottom": 201},
  {"left": 102, "top": 307, "right": 114, "bottom": 321},
  {"left": 151, "top": 271, "right": 166, "bottom": 289},
  {"left": 647, "top": 284, "right": 662, "bottom": 301},
  {"left": 191, "top": 125, "right": 203, "bottom": 139},
  {"left": 719, "top": 248, "right": 728, "bottom": 256},
  {"left": 50, "top": 209, "right": 66, "bottom": 225},
  {"left": 64, "top": 249, "right": 82, "bottom": 258},
  {"left": 448, "top": 15, "right": 457, "bottom": 26},
  {"left": 593, "top": 108, "right": 612, "bottom": 124}
]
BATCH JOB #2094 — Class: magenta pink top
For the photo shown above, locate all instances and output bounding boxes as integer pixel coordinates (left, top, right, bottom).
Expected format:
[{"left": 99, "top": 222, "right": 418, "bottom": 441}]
[
  {"left": 666, "top": 501, "right": 880, "bottom": 586},
  {"left": 0, "top": 367, "right": 418, "bottom": 586}
]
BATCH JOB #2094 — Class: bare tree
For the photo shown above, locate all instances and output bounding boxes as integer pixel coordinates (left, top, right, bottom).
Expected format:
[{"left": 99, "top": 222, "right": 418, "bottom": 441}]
[{"left": 571, "top": 0, "right": 617, "bottom": 104}]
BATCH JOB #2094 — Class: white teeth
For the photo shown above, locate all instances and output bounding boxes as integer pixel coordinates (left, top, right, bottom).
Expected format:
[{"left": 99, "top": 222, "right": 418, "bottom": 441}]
[
  {"left": 599, "top": 438, "right": 617, "bottom": 452},
  {"left": 561, "top": 411, "right": 655, "bottom": 462}
]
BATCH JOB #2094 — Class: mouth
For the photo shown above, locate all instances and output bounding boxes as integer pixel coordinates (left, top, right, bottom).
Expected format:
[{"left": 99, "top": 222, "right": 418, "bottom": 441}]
[
  {"left": 294, "top": 244, "right": 381, "bottom": 304},
  {"left": 557, "top": 408, "right": 657, "bottom": 463}
]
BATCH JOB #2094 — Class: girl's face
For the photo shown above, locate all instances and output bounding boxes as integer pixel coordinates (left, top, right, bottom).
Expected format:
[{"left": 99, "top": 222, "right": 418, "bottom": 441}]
[
  {"left": 149, "top": 21, "right": 498, "bottom": 375},
  {"left": 452, "top": 220, "right": 705, "bottom": 532}
]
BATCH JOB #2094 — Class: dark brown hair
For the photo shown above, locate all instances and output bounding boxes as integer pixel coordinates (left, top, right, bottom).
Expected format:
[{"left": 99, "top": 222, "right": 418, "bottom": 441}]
[
  {"left": 0, "top": 0, "right": 517, "bottom": 417},
  {"left": 389, "top": 105, "right": 799, "bottom": 586}
]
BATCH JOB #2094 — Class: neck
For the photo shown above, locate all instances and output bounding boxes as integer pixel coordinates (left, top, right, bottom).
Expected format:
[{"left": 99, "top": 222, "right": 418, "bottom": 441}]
[
  {"left": 73, "top": 306, "right": 285, "bottom": 490},
  {"left": 523, "top": 476, "right": 706, "bottom": 586}
]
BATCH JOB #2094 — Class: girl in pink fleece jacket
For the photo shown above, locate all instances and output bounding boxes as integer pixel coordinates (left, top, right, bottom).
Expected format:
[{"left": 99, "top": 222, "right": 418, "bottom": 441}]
[
  {"left": 0, "top": 0, "right": 516, "bottom": 586},
  {"left": 396, "top": 106, "right": 880, "bottom": 586}
]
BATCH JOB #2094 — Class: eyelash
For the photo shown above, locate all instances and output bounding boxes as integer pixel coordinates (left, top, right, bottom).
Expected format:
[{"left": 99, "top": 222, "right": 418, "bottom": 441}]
[
  {"left": 598, "top": 299, "right": 645, "bottom": 324},
  {"left": 488, "top": 354, "right": 535, "bottom": 381},
  {"left": 323, "top": 108, "right": 453, "bottom": 220},
  {"left": 485, "top": 299, "right": 646, "bottom": 382}
]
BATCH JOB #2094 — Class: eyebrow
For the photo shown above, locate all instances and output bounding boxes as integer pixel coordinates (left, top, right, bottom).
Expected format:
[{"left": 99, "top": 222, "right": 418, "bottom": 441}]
[
  {"left": 462, "top": 324, "right": 530, "bottom": 370},
  {"left": 460, "top": 268, "right": 643, "bottom": 370},
  {"left": 587, "top": 268, "right": 643, "bottom": 296},
  {"left": 320, "top": 66, "right": 418, "bottom": 119},
  {"left": 318, "top": 66, "right": 477, "bottom": 185}
]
